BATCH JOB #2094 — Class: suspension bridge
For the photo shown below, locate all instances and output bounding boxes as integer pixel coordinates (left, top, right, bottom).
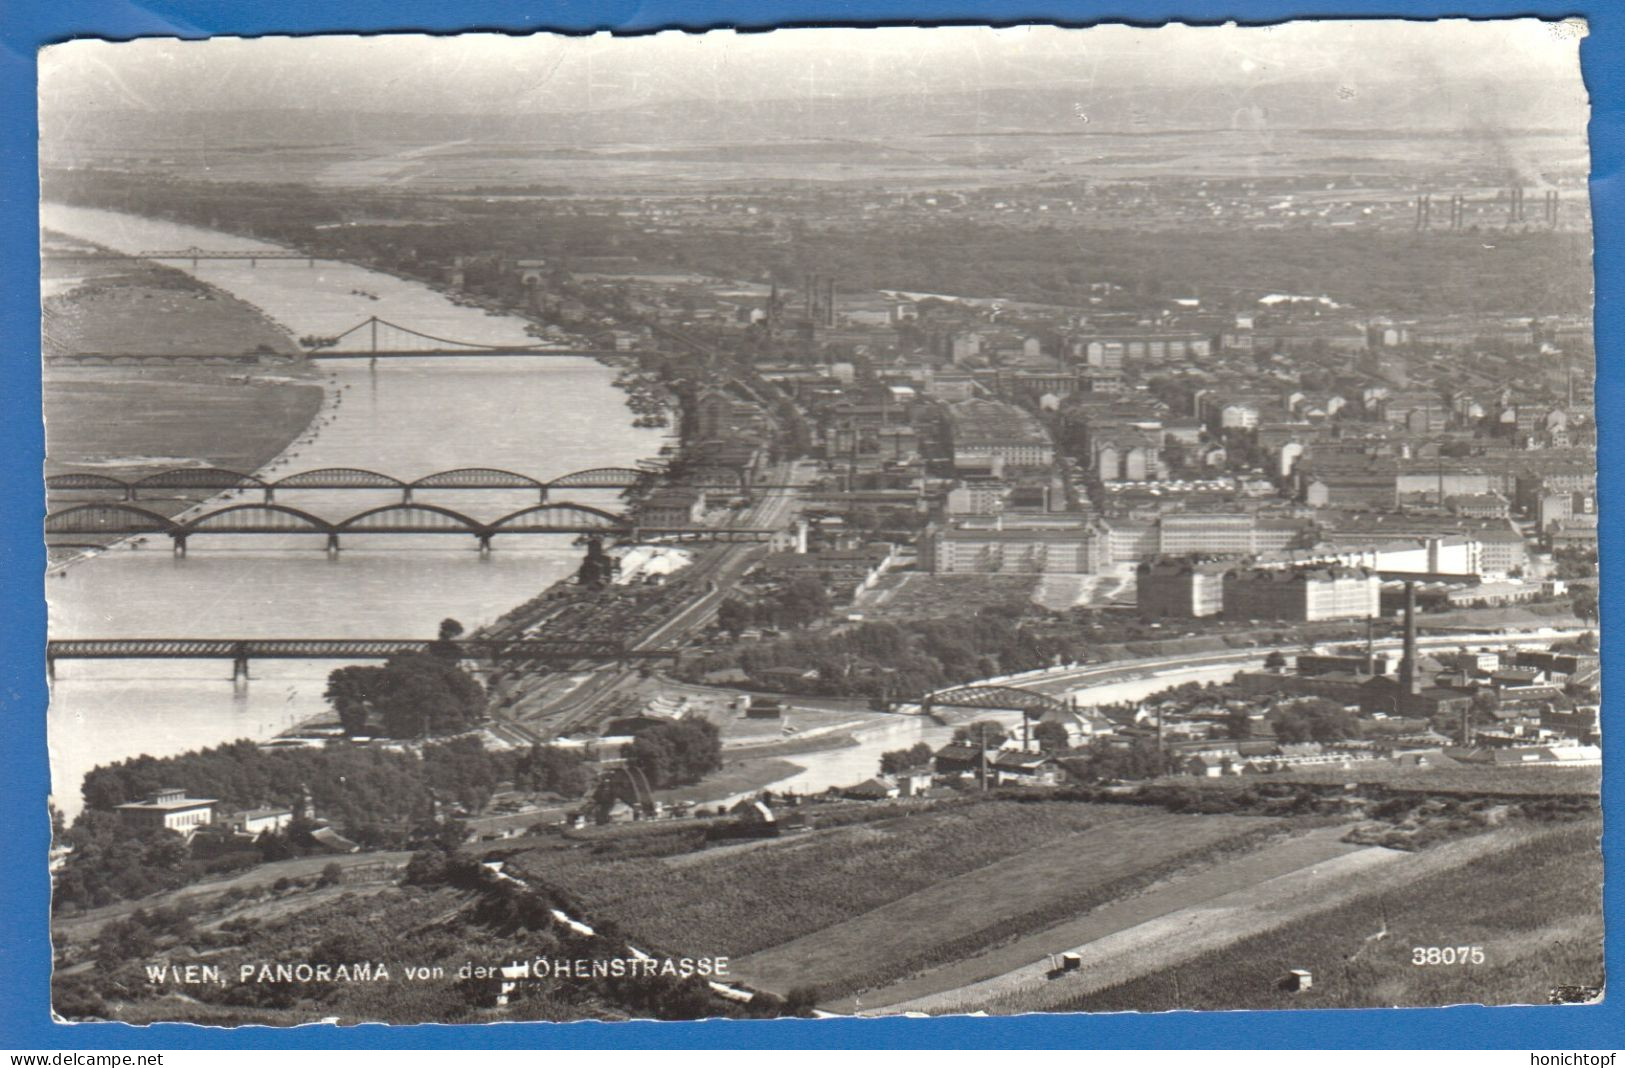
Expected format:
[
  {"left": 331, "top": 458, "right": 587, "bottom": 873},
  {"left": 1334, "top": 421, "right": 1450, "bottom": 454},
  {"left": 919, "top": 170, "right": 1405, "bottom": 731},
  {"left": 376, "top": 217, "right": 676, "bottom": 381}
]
[
  {"left": 44, "top": 315, "right": 626, "bottom": 364},
  {"left": 44, "top": 465, "right": 751, "bottom": 504},
  {"left": 43, "top": 246, "right": 320, "bottom": 267},
  {"left": 304, "top": 316, "right": 620, "bottom": 359},
  {"left": 45, "top": 500, "right": 781, "bottom": 554},
  {"left": 45, "top": 637, "right": 682, "bottom": 681}
]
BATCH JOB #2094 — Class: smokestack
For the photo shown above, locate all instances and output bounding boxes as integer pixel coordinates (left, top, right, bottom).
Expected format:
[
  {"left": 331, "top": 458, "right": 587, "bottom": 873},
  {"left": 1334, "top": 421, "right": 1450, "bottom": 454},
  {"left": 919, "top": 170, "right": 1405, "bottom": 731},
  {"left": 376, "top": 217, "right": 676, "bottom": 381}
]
[
  {"left": 826, "top": 278, "right": 836, "bottom": 327},
  {"left": 1399, "top": 581, "right": 1420, "bottom": 696}
]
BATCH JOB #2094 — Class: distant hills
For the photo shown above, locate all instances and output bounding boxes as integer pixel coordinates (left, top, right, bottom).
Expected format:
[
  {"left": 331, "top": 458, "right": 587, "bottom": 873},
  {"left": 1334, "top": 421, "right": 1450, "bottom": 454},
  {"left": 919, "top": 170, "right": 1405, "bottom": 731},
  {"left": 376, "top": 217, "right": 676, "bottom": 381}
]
[{"left": 42, "top": 75, "right": 1585, "bottom": 154}]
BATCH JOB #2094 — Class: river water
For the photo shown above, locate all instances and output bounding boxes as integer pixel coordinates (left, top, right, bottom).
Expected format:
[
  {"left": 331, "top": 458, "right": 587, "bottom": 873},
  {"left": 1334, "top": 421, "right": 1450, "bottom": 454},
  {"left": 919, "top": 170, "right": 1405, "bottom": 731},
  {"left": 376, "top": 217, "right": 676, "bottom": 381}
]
[
  {"left": 39, "top": 205, "right": 1263, "bottom": 821},
  {"left": 708, "top": 663, "right": 1261, "bottom": 807},
  {"left": 42, "top": 205, "right": 665, "bottom": 815}
]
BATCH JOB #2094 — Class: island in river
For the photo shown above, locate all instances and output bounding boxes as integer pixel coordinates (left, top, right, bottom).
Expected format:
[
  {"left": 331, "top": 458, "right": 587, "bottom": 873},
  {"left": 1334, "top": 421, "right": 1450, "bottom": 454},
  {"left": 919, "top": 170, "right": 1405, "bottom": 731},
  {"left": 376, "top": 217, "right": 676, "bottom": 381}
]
[{"left": 43, "top": 231, "right": 326, "bottom": 553}]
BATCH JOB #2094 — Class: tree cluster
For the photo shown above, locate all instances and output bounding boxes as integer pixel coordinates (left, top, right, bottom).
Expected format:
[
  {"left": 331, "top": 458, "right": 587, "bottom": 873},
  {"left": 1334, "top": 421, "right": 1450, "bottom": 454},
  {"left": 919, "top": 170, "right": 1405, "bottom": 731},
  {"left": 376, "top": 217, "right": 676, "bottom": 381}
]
[
  {"left": 695, "top": 603, "right": 1081, "bottom": 702},
  {"left": 325, "top": 651, "right": 486, "bottom": 739},
  {"left": 627, "top": 718, "right": 723, "bottom": 790},
  {"left": 717, "top": 577, "right": 832, "bottom": 634},
  {"left": 60, "top": 738, "right": 593, "bottom": 909},
  {"left": 1268, "top": 699, "right": 1365, "bottom": 744},
  {"left": 878, "top": 742, "right": 934, "bottom": 775},
  {"left": 1060, "top": 737, "right": 1177, "bottom": 783}
]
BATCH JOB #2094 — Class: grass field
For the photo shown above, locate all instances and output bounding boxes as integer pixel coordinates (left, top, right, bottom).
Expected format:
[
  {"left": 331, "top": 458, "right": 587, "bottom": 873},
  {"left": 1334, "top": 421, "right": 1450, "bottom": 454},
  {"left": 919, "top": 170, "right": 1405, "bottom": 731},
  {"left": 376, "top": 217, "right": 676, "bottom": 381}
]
[
  {"left": 516, "top": 801, "right": 1150, "bottom": 957},
  {"left": 843, "top": 823, "right": 1360, "bottom": 1012},
  {"left": 1018, "top": 819, "right": 1603, "bottom": 1013},
  {"left": 858, "top": 573, "right": 1038, "bottom": 621},
  {"left": 729, "top": 810, "right": 1276, "bottom": 999},
  {"left": 515, "top": 799, "right": 1296, "bottom": 1002}
]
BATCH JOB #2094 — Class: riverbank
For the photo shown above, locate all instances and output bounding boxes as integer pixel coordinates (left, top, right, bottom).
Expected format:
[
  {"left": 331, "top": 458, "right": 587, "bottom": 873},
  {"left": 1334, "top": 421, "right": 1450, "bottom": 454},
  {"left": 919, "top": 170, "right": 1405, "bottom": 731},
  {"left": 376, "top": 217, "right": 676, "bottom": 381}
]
[
  {"left": 45, "top": 206, "right": 672, "bottom": 816},
  {"left": 43, "top": 234, "right": 331, "bottom": 564}
]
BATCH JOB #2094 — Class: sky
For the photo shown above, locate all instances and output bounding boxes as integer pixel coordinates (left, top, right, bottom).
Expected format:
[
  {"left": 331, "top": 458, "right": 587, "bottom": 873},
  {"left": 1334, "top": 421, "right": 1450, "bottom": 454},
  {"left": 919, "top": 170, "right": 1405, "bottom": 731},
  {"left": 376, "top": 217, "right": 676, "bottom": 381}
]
[{"left": 39, "top": 20, "right": 1588, "bottom": 116}]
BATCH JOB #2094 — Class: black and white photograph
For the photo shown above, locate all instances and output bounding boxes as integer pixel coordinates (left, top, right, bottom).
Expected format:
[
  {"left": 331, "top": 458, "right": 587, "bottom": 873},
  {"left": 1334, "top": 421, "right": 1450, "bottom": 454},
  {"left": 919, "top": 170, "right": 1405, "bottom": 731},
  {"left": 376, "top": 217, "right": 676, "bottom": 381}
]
[{"left": 39, "top": 21, "right": 1602, "bottom": 1025}]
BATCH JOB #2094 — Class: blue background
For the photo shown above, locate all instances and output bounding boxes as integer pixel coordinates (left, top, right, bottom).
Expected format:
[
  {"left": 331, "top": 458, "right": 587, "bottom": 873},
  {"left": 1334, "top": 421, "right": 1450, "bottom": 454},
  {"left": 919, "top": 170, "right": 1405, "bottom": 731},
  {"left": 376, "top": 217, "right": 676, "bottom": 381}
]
[{"left": 1, "top": 0, "right": 1617, "bottom": 1050}]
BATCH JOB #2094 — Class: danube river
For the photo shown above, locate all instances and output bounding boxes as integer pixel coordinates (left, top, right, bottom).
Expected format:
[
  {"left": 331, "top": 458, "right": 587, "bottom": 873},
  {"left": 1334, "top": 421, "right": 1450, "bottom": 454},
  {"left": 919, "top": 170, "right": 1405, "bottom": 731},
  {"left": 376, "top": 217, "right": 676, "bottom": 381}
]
[{"left": 43, "top": 205, "right": 665, "bottom": 815}]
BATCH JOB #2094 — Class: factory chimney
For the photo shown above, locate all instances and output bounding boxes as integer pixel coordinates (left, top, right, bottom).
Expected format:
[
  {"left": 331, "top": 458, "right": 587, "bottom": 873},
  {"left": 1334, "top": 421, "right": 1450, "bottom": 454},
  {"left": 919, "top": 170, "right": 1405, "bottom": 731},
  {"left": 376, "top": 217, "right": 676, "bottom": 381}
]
[{"left": 1398, "top": 581, "right": 1421, "bottom": 696}]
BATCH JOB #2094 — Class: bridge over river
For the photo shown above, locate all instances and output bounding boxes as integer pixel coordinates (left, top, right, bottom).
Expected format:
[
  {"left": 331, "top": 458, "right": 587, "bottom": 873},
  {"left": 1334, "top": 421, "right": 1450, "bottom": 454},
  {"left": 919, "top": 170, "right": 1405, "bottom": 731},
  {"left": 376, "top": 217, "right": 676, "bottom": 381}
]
[
  {"left": 46, "top": 638, "right": 681, "bottom": 681},
  {"left": 44, "top": 463, "right": 759, "bottom": 503},
  {"left": 45, "top": 314, "right": 629, "bottom": 363},
  {"left": 46, "top": 500, "right": 782, "bottom": 553}
]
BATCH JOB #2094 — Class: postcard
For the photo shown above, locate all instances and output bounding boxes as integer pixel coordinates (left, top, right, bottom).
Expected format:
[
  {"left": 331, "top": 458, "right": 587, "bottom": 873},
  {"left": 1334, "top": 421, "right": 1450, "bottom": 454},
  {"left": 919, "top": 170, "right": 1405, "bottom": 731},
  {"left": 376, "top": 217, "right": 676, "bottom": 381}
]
[{"left": 40, "top": 21, "right": 1600, "bottom": 1024}]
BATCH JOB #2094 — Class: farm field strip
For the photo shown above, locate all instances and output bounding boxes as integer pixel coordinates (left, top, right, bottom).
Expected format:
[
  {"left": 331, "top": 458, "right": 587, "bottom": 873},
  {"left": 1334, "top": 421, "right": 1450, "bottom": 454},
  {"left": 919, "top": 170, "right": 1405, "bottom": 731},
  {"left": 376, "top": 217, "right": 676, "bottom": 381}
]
[
  {"left": 516, "top": 802, "right": 1159, "bottom": 960},
  {"left": 1047, "top": 820, "right": 1602, "bottom": 1013},
  {"left": 731, "top": 811, "right": 1269, "bottom": 997},
  {"left": 834, "top": 822, "right": 1357, "bottom": 1011},
  {"left": 903, "top": 825, "right": 1534, "bottom": 1015}
]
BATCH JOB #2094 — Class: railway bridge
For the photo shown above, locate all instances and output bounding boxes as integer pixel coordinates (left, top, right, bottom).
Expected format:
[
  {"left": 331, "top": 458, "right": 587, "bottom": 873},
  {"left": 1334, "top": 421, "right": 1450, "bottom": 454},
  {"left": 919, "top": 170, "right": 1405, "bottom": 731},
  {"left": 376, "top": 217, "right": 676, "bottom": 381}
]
[
  {"left": 46, "top": 637, "right": 682, "bottom": 681},
  {"left": 45, "top": 501, "right": 782, "bottom": 554},
  {"left": 44, "top": 464, "right": 749, "bottom": 504}
]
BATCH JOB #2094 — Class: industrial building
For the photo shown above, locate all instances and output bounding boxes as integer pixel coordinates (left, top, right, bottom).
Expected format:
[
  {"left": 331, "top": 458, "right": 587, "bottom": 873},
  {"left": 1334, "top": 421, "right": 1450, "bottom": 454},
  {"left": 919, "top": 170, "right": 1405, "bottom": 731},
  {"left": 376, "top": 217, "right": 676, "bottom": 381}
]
[{"left": 1222, "top": 565, "right": 1381, "bottom": 622}]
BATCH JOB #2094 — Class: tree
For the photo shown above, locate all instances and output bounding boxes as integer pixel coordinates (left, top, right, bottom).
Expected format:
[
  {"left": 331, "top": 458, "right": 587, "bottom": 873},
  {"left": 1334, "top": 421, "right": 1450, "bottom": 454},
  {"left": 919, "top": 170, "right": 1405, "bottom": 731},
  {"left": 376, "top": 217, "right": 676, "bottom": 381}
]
[
  {"left": 340, "top": 653, "right": 486, "bottom": 739},
  {"left": 325, "top": 665, "right": 386, "bottom": 736},
  {"left": 1064, "top": 736, "right": 1174, "bottom": 783},
  {"left": 427, "top": 618, "right": 465, "bottom": 661},
  {"left": 1032, "top": 721, "right": 1071, "bottom": 753},
  {"left": 1271, "top": 699, "right": 1363, "bottom": 744},
  {"left": 1465, "top": 689, "right": 1501, "bottom": 742},
  {"left": 627, "top": 718, "right": 722, "bottom": 789},
  {"left": 716, "top": 597, "right": 753, "bottom": 636},
  {"left": 767, "top": 577, "right": 831, "bottom": 629},
  {"left": 879, "top": 741, "right": 935, "bottom": 775},
  {"left": 783, "top": 986, "right": 821, "bottom": 1017},
  {"left": 576, "top": 536, "right": 616, "bottom": 589},
  {"left": 951, "top": 721, "right": 1009, "bottom": 749}
]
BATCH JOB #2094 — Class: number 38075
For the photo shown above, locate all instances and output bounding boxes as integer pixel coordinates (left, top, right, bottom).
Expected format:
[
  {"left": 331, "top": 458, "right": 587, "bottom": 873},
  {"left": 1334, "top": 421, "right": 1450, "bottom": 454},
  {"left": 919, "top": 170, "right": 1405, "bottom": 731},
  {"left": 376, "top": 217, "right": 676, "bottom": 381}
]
[{"left": 1412, "top": 946, "right": 1485, "bottom": 965}]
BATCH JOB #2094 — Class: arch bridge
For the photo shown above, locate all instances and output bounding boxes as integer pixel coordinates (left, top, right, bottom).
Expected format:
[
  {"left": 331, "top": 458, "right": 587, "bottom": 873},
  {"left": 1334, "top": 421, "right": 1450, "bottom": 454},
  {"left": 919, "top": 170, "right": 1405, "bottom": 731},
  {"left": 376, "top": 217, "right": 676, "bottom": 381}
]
[
  {"left": 46, "top": 465, "right": 680, "bottom": 504},
  {"left": 44, "top": 501, "right": 778, "bottom": 554},
  {"left": 921, "top": 684, "right": 1070, "bottom": 717}
]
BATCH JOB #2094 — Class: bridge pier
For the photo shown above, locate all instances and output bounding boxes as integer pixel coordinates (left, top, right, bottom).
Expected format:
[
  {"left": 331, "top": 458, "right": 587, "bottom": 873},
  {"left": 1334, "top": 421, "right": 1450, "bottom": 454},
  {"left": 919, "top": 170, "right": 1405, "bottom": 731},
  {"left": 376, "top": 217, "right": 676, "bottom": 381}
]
[
  {"left": 232, "top": 651, "right": 251, "bottom": 682},
  {"left": 477, "top": 534, "right": 493, "bottom": 556},
  {"left": 402, "top": 487, "right": 414, "bottom": 504},
  {"left": 263, "top": 487, "right": 276, "bottom": 504},
  {"left": 46, "top": 657, "right": 55, "bottom": 682},
  {"left": 326, "top": 534, "right": 341, "bottom": 555},
  {"left": 171, "top": 535, "right": 187, "bottom": 557}
]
